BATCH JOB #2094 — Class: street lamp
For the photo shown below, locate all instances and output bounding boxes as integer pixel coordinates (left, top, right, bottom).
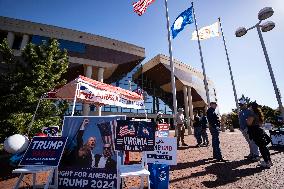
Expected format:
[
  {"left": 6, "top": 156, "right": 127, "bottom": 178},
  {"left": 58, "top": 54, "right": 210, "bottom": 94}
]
[{"left": 235, "top": 7, "right": 284, "bottom": 120}]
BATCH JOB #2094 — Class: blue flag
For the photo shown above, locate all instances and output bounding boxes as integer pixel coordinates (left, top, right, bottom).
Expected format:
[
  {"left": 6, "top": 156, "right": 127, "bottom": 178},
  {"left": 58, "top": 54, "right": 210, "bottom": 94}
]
[{"left": 171, "top": 6, "right": 194, "bottom": 39}]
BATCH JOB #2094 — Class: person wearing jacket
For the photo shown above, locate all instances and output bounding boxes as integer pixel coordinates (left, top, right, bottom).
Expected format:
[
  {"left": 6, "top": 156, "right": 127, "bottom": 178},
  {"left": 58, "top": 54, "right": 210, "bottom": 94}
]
[
  {"left": 247, "top": 102, "right": 272, "bottom": 168},
  {"left": 193, "top": 111, "right": 202, "bottom": 147},
  {"left": 239, "top": 99, "right": 260, "bottom": 161},
  {"left": 207, "top": 102, "right": 224, "bottom": 161},
  {"left": 199, "top": 111, "right": 209, "bottom": 146}
]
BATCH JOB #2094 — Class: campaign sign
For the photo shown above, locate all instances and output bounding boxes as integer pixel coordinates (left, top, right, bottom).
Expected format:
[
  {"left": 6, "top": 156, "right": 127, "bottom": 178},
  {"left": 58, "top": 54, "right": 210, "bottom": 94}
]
[
  {"left": 147, "top": 137, "right": 177, "bottom": 165},
  {"left": 156, "top": 124, "right": 170, "bottom": 137},
  {"left": 59, "top": 116, "right": 125, "bottom": 189},
  {"left": 115, "top": 120, "right": 155, "bottom": 151},
  {"left": 156, "top": 131, "right": 169, "bottom": 138},
  {"left": 19, "top": 137, "right": 67, "bottom": 167},
  {"left": 157, "top": 124, "right": 170, "bottom": 131}
]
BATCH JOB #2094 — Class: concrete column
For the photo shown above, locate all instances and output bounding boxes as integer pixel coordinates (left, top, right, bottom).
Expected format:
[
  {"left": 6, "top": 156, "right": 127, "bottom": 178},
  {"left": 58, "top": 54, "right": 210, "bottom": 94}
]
[
  {"left": 183, "top": 86, "right": 192, "bottom": 135},
  {"left": 98, "top": 67, "right": 104, "bottom": 82},
  {"left": 7, "top": 32, "right": 15, "bottom": 48},
  {"left": 83, "top": 65, "right": 93, "bottom": 116},
  {"left": 95, "top": 67, "right": 104, "bottom": 116},
  {"left": 187, "top": 86, "right": 194, "bottom": 135},
  {"left": 20, "top": 34, "right": 29, "bottom": 50},
  {"left": 85, "top": 65, "right": 93, "bottom": 78}
]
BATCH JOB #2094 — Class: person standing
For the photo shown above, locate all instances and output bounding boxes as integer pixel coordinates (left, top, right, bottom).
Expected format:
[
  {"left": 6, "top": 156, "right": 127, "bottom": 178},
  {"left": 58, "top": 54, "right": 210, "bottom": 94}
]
[
  {"left": 193, "top": 111, "right": 202, "bottom": 147},
  {"left": 176, "top": 108, "right": 188, "bottom": 147},
  {"left": 247, "top": 102, "right": 272, "bottom": 168},
  {"left": 94, "top": 143, "right": 116, "bottom": 169},
  {"left": 200, "top": 111, "right": 209, "bottom": 146},
  {"left": 156, "top": 111, "right": 164, "bottom": 124},
  {"left": 238, "top": 99, "right": 260, "bottom": 161},
  {"left": 207, "top": 102, "right": 224, "bottom": 161}
]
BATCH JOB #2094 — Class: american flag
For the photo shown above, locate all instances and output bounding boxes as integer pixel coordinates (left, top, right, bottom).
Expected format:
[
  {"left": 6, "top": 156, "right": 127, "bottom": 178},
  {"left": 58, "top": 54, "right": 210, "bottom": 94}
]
[
  {"left": 133, "top": 0, "right": 155, "bottom": 16},
  {"left": 119, "top": 125, "right": 136, "bottom": 137}
]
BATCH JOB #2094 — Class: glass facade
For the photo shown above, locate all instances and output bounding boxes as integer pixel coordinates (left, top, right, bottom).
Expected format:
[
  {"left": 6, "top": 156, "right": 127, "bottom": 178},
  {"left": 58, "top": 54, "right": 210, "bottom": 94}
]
[{"left": 31, "top": 35, "right": 86, "bottom": 53}]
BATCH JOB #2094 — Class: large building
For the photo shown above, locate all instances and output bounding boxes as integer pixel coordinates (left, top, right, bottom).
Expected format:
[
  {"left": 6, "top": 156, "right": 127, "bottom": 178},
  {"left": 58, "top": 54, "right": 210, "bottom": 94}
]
[
  {"left": 0, "top": 16, "right": 217, "bottom": 124},
  {"left": 133, "top": 54, "right": 217, "bottom": 125}
]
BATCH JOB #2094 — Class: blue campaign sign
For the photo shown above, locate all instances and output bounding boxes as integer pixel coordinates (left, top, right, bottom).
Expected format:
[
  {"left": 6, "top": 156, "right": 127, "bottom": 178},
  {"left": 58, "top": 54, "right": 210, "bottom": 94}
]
[
  {"left": 19, "top": 137, "right": 67, "bottom": 167},
  {"left": 115, "top": 120, "right": 156, "bottom": 151},
  {"left": 59, "top": 116, "right": 126, "bottom": 189}
]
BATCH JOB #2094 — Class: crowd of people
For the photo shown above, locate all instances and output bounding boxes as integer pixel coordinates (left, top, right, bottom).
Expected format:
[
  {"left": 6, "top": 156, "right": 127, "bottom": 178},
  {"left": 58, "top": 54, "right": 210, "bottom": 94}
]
[{"left": 166, "top": 99, "right": 273, "bottom": 168}]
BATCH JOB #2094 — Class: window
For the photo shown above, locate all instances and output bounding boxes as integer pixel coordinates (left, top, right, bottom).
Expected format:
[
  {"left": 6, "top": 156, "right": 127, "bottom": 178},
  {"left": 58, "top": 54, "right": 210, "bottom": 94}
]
[
  {"left": 31, "top": 35, "right": 86, "bottom": 53},
  {"left": 12, "top": 35, "right": 23, "bottom": 50}
]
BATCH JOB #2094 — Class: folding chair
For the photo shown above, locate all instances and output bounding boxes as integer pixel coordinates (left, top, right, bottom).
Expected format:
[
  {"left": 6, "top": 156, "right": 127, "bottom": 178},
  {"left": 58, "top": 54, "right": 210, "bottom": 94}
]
[
  {"left": 117, "top": 151, "right": 150, "bottom": 189},
  {"left": 12, "top": 166, "right": 58, "bottom": 189}
]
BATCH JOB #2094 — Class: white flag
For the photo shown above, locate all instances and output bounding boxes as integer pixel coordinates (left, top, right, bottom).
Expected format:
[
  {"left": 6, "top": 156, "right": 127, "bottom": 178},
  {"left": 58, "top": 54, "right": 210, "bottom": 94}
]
[{"left": 191, "top": 21, "right": 220, "bottom": 40}]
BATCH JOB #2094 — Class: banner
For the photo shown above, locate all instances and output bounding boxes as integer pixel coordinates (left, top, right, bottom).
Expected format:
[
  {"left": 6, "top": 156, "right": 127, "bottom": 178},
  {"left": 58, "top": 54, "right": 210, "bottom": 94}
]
[
  {"left": 20, "top": 137, "right": 67, "bottom": 167},
  {"left": 78, "top": 82, "right": 144, "bottom": 109},
  {"left": 59, "top": 116, "right": 125, "bottom": 189},
  {"left": 115, "top": 120, "right": 155, "bottom": 151},
  {"left": 191, "top": 21, "right": 220, "bottom": 40},
  {"left": 147, "top": 137, "right": 177, "bottom": 165}
]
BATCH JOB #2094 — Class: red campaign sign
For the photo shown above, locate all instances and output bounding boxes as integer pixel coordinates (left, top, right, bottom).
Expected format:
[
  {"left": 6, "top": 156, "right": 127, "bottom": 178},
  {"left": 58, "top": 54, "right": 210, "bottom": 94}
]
[{"left": 157, "top": 124, "right": 170, "bottom": 131}]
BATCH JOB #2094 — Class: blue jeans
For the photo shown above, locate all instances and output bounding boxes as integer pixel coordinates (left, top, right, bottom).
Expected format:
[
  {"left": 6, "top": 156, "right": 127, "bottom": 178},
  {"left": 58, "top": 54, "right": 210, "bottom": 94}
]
[
  {"left": 194, "top": 126, "right": 202, "bottom": 145},
  {"left": 209, "top": 127, "right": 222, "bottom": 159},
  {"left": 201, "top": 128, "right": 209, "bottom": 144},
  {"left": 240, "top": 128, "right": 259, "bottom": 156}
]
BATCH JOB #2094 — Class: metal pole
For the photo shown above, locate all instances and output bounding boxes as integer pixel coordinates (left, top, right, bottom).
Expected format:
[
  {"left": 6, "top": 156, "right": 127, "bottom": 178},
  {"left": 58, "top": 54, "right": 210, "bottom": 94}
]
[
  {"left": 218, "top": 17, "right": 240, "bottom": 113},
  {"left": 164, "top": 0, "right": 178, "bottom": 133},
  {"left": 27, "top": 97, "right": 43, "bottom": 136},
  {"left": 192, "top": 2, "right": 210, "bottom": 106},
  {"left": 256, "top": 25, "right": 284, "bottom": 119},
  {"left": 71, "top": 83, "right": 79, "bottom": 116}
]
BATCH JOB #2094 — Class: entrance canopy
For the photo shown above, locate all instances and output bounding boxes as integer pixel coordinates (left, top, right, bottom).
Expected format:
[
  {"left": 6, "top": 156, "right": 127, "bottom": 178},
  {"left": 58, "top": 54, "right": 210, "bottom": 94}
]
[{"left": 48, "top": 75, "right": 144, "bottom": 109}]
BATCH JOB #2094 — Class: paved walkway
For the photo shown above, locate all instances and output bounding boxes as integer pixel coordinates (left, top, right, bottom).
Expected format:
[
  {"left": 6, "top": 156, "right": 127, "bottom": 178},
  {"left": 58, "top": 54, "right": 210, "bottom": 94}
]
[{"left": 168, "top": 129, "right": 284, "bottom": 189}]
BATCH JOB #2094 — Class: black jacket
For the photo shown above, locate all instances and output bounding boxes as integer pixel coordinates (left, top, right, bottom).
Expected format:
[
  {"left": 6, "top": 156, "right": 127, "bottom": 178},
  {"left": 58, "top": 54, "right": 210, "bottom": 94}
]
[
  {"left": 94, "top": 154, "right": 116, "bottom": 170},
  {"left": 73, "top": 130, "right": 93, "bottom": 168},
  {"left": 247, "top": 125, "right": 271, "bottom": 147},
  {"left": 206, "top": 107, "right": 220, "bottom": 128},
  {"left": 200, "top": 116, "right": 208, "bottom": 129}
]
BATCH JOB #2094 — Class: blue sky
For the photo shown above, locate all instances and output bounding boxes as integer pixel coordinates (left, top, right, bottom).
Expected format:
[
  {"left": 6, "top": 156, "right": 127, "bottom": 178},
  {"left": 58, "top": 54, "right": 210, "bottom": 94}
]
[{"left": 0, "top": 0, "right": 283, "bottom": 113}]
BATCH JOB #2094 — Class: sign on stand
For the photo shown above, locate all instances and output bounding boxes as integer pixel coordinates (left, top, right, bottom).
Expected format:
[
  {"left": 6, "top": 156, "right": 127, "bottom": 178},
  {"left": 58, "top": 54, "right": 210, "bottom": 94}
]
[
  {"left": 19, "top": 137, "right": 67, "bottom": 167},
  {"left": 59, "top": 116, "right": 125, "bottom": 189},
  {"left": 147, "top": 137, "right": 177, "bottom": 165},
  {"left": 115, "top": 120, "right": 155, "bottom": 151}
]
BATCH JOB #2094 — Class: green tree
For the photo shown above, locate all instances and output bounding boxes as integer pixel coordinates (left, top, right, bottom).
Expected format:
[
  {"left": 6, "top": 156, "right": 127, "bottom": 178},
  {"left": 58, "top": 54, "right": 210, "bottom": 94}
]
[{"left": 0, "top": 38, "right": 69, "bottom": 142}]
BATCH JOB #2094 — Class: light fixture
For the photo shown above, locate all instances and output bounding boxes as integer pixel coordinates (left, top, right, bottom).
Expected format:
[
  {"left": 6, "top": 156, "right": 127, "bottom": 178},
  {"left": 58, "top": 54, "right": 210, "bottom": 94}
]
[
  {"left": 235, "top": 27, "right": 247, "bottom": 37},
  {"left": 258, "top": 7, "right": 274, "bottom": 20},
  {"left": 261, "top": 21, "right": 275, "bottom": 32}
]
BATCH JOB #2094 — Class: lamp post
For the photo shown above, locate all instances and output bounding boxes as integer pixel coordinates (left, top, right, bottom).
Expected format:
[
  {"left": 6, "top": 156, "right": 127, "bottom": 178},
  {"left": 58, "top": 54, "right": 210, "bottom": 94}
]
[{"left": 235, "top": 7, "right": 284, "bottom": 119}]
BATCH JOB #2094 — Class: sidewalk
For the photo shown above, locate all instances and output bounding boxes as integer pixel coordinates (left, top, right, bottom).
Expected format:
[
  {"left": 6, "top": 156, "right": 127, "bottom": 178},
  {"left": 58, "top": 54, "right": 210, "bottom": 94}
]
[{"left": 124, "top": 129, "right": 284, "bottom": 188}]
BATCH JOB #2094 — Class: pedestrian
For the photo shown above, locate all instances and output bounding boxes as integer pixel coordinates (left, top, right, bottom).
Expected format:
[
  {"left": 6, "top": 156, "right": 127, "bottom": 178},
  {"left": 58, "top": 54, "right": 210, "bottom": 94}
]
[
  {"left": 207, "top": 102, "right": 225, "bottom": 161},
  {"left": 247, "top": 102, "right": 272, "bottom": 168},
  {"left": 193, "top": 111, "right": 202, "bottom": 147},
  {"left": 199, "top": 111, "right": 209, "bottom": 146},
  {"left": 156, "top": 111, "right": 164, "bottom": 124},
  {"left": 238, "top": 99, "right": 260, "bottom": 161},
  {"left": 176, "top": 108, "right": 188, "bottom": 147}
]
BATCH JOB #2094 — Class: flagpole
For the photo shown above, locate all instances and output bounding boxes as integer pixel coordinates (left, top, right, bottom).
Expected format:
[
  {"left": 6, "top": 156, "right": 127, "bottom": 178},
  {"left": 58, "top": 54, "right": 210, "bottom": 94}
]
[
  {"left": 218, "top": 17, "right": 240, "bottom": 113},
  {"left": 191, "top": 2, "right": 211, "bottom": 106},
  {"left": 164, "top": 0, "right": 178, "bottom": 133}
]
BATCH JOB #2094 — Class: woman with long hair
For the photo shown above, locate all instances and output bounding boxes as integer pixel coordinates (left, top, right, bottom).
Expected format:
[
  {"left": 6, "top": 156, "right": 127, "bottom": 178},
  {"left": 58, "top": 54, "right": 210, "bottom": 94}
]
[{"left": 247, "top": 102, "right": 272, "bottom": 168}]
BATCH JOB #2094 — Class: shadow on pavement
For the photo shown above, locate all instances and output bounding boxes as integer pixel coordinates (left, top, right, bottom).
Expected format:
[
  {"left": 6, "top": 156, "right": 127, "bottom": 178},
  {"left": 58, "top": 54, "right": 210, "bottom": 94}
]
[
  {"left": 170, "top": 158, "right": 218, "bottom": 171},
  {"left": 170, "top": 158, "right": 263, "bottom": 188},
  {"left": 177, "top": 145, "right": 197, "bottom": 150}
]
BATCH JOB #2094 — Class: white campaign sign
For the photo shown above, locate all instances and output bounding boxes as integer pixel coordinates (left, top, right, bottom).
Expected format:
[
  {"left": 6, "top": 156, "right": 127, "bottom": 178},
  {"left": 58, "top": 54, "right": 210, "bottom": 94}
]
[{"left": 147, "top": 137, "right": 177, "bottom": 165}]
